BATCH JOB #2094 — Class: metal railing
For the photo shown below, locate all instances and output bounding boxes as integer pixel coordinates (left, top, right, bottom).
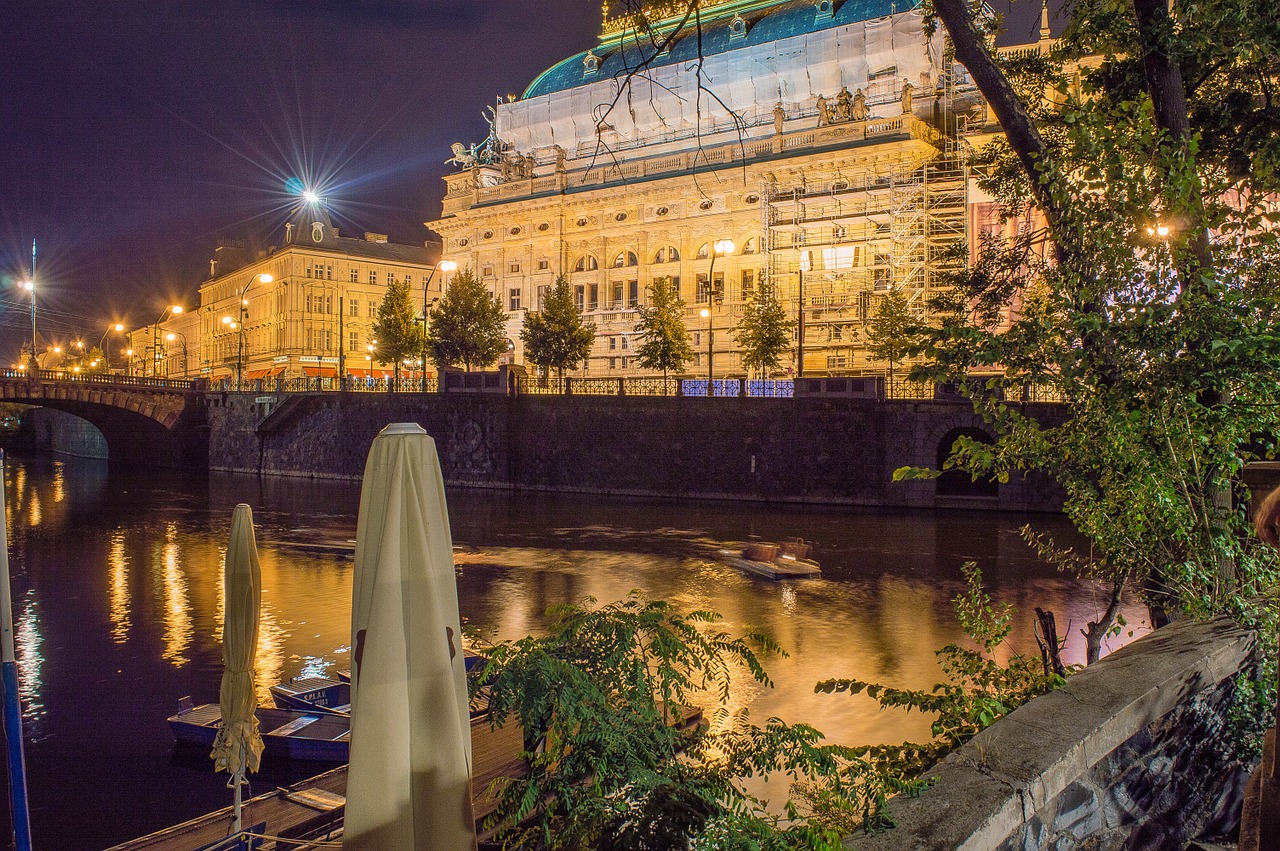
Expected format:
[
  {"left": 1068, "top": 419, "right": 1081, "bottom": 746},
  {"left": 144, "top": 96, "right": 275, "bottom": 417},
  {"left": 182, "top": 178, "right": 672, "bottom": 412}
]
[{"left": 0, "top": 369, "right": 195, "bottom": 390}]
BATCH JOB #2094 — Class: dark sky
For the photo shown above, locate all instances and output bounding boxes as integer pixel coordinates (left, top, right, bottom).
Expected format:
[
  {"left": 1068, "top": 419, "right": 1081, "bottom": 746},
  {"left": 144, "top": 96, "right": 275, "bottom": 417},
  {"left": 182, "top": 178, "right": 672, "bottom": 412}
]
[{"left": 0, "top": 0, "right": 600, "bottom": 356}]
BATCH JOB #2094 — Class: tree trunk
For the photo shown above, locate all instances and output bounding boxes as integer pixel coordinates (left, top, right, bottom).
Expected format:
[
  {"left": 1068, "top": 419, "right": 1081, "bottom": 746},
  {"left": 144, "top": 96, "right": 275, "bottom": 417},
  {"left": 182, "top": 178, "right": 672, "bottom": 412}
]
[
  {"left": 1083, "top": 574, "right": 1128, "bottom": 664},
  {"left": 1033, "top": 607, "right": 1067, "bottom": 676}
]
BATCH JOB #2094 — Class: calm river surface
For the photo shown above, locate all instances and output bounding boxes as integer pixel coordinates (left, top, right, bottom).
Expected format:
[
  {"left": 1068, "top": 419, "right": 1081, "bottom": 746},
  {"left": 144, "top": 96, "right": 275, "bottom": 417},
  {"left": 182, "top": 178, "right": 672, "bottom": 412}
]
[{"left": 0, "top": 454, "right": 1149, "bottom": 849}]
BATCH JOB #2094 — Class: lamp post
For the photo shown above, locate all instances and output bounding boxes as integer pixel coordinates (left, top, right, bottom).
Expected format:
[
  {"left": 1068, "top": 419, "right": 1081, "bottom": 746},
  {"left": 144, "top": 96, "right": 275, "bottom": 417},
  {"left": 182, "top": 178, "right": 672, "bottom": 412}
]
[
  {"left": 125, "top": 349, "right": 134, "bottom": 377},
  {"left": 165, "top": 332, "right": 189, "bottom": 378},
  {"left": 225, "top": 273, "right": 272, "bottom": 391},
  {"left": 421, "top": 260, "right": 457, "bottom": 392},
  {"left": 151, "top": 305, "right": 183, "bottom": 378},
  {"left": 702, "top": 239, "right": 734, "bottom": 396},
  {"left": 19, "top": 281, "right": 35, "bottom": 368},
  {"left": 100, "top": 324, "right": 124, "bottom": 372}
]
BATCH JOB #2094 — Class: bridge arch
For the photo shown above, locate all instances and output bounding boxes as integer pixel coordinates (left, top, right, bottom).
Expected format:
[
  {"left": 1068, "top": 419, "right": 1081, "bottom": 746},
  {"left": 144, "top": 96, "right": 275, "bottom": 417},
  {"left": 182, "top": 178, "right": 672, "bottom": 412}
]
[
  {"left": 935, "top": 426, "right": 999, "bottom": 499},
  {"left": 0, "top": 372, "right": 207, "bottom": 468}
]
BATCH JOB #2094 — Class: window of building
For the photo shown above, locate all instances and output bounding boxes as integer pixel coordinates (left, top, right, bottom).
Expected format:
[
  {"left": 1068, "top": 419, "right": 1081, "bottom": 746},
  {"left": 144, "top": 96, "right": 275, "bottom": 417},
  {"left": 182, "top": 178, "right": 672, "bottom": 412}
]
[
  {"left": 628, "top": 280, "right": 639, "bottom": 308},
  {"left": 509, "top": 262, "right": 521, "bottom": 274},
  {"left": 482, "top": 264, "right": 494, "bottom": 277},
  {"left": 608, "top": 357, "right": 616, "bottom": 370},
  {"left": 509, "top": 288, "right": 522, "bottom": 311},
  {"left": 696, "top": 273, "right": 710, "bottom": 304},
  {"left": 874, "top": 253, "right": 892, "bottom": 290},
  {"left": 538, "top": 259, "right": 549, "bottom": 271},
  {"left": 327, "top": 265, "right": 333, "bottom": 280},
  {"left": 574, "top": 255, "right": 598, "bottom": 272},
  {"left": 696, "top": 243, "right": 710, "bottom": 259},
  {"left": 574, "top": 285, "right": 585, "bottom": 310},
  {"left": 305, "top": 265, "right": 313, "bottom": 278},
  {"left": 537, "top": 284, "right": 549, "bottom": 307},
  {"left": 741, "top": 269, "right": 755, "bottom": 297},
  {"left": 326, "top": 295, "right": 333, "bottom": 315},
  {"left": 613, "top": 251, "right": 638, "bottom": 268},
  {"left": 621, "top": 336, "right": 630, "bottom": 350},
  {"left": 620, "top": 356, "right": 629, "bottom": 369},
  {"left": 349, "top": 268, "right": 359, "bottom": 283},
  {"left": 609, "top": 337, "right": 617, "bottom": 350},
  {"left": 740, "top": 238, "right": 757, "bottom": 255},
  {"left": 314, "top": 263, "right": 325, "bottom": 279},
  {"left": 350, "top": 331, "right": 359, "bottom": 352},
  {"left": 612, "top": 282, "right": 624, "bottom": 309},
  {"left": 588, "top": 284, "right": 598, "bottom": 310},
  {"left": 305, "top": 294, "right": 313, "bottom": 313},
  {"left": 350, "top": 300, "right": 359, "bottom": 316},
  {"left": 653, "top": 245, "right": 680, "bottom": 263},
  {"left": 369, "top": 270, "right": 378, "bottom": 285},
  {"left": 827, "top": 354, "right": 849, "bottom": 370}
]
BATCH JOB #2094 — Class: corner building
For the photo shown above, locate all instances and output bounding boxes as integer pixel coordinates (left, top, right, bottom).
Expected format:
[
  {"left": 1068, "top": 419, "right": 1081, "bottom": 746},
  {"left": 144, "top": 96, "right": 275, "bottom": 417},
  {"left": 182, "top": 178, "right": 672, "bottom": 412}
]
[{"left": 429, "top": 0, "right": 990, "bottom": 377}]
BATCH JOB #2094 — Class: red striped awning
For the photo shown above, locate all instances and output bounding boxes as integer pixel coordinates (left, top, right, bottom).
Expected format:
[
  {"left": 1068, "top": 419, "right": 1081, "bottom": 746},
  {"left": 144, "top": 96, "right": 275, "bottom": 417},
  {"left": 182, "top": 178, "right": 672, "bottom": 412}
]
[
  {"left": 302, "top": 366, "right": 338, "bottom": 378},
  {"left": 245, "top": 369, "right": 270, "bottom": 379}
]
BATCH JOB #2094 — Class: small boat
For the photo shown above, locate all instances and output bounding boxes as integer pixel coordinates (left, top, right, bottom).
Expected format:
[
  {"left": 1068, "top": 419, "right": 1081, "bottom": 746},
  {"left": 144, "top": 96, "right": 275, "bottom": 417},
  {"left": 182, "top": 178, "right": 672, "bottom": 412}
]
[
  {"left": 334, "top": 648, "right": 488, "bottom": 685},
  {"left": 271, "top": 676, "right": 350, "bottom": 715},
  {"left": 168, "top": 698, "right": 350, "bottom": 762},
  {"left": 721, "top": 538, "right": 821, "bottom": 580}
]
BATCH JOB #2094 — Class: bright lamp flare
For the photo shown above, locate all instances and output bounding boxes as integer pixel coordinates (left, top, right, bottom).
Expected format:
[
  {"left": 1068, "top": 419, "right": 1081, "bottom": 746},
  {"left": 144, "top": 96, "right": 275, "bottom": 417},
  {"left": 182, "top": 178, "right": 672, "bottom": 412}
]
[{"left": 303, "top": 191, "right": 321, "bottom": 205}]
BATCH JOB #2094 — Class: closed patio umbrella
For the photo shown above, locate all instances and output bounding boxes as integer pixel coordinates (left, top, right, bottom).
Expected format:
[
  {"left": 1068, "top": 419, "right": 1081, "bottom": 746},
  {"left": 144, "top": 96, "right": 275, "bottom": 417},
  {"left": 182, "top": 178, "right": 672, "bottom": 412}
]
[
  {"left": 344, "top": 423, "right": 476, "bottom": 851},
  {"left": 209, "top": 503, "right": 265, "bottom": 834}
]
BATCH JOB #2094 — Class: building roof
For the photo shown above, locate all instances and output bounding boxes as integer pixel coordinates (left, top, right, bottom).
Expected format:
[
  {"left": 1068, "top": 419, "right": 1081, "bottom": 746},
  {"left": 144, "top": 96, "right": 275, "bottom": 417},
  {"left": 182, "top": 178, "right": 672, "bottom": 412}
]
[
  {"left": 523, "top": 0, "right": 920, "bottom": 100},
  {"left": 279, "top": 208, "right": 434, "bottom": 265}
]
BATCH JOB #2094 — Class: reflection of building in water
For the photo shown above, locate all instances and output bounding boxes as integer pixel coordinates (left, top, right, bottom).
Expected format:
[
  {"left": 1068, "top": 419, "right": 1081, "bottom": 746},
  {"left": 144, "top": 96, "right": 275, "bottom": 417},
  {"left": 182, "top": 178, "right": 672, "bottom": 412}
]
[
  {"left": 160, "top": 528, "right": 192, "bottom": 667},
  {"left": 17, "top": 599, "right": 44, "bottom": 725},
  {"left": 109, "top": 532, "right": 131, "bottom": 644},
  {"left": 430, "top": 0, "right": 1010, "bottom": 377}
]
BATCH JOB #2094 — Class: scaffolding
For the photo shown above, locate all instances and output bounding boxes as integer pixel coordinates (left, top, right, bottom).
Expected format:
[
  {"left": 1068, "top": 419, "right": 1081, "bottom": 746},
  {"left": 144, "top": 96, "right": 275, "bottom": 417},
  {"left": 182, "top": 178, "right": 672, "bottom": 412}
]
[{"left": 762, "top": 149, "right": 967, "bottom": 376}]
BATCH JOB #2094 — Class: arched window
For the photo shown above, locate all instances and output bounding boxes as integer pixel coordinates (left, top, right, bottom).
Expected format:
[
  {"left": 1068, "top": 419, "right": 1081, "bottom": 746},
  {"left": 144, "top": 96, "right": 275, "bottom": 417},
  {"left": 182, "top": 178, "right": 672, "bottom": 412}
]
[
  {"left": 741, "top": 237, "right": 758, "bottom": 255},
  {"left": 613, "top": 251, "right": 638, "bottom": 268},
  {"left": 574, "top": 255, "right": 599, "bottom": 272},
  {"left": 696, "top": 243, "right": 710, "bottom": 260},
  {"left": 653, "top": 245, "right": 681, "bottom": 264}
]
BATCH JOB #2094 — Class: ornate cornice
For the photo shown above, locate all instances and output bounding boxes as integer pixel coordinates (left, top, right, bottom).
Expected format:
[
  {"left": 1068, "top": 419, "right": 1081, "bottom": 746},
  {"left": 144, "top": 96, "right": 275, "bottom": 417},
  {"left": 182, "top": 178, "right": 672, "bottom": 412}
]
[{"left": 600, "top": 0, "right": 788, "bottom": 40}]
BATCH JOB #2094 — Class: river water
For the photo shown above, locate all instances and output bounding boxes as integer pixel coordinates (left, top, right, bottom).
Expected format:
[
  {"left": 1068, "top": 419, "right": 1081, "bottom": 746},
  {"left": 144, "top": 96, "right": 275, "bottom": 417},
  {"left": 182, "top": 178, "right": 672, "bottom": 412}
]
[{"left": 0, "top": 454, "right": 1148, "bottom": 849}]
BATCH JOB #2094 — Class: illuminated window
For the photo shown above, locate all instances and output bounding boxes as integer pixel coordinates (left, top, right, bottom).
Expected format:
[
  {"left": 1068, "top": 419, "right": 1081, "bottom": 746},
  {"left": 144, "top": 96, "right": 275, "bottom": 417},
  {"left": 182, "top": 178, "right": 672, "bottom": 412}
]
[{"left": 574, "top": 255, "right": 598, "bottom": 272}]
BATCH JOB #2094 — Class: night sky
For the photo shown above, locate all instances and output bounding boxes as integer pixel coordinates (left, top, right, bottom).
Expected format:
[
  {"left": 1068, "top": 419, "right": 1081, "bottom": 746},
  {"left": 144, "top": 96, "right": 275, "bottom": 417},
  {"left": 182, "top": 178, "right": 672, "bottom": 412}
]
[{"left": 0, "top": 0, "right": 600, "bottom": 357}]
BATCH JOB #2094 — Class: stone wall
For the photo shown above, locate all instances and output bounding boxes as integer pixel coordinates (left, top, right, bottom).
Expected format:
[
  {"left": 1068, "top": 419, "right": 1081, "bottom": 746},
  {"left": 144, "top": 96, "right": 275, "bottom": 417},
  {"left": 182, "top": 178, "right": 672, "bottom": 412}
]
[
  {"left": 204, "top": 391, "right": 1065, "bottom": 510},
  {"left": 19, "top": 407, "right": 108, "bottom": 459},
  {"left": 847, "top": 617, "right": 1257, "bottom": 850}
]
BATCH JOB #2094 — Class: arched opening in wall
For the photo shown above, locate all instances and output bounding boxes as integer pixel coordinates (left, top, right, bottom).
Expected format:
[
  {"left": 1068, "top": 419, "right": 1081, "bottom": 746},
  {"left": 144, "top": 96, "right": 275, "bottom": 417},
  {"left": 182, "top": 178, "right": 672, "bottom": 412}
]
[
  {"left": 20, "top": 406, "right": 109, "bottom": 460},
  {"left": 936, "top": 428, "right": 998, "bottom": 499}
]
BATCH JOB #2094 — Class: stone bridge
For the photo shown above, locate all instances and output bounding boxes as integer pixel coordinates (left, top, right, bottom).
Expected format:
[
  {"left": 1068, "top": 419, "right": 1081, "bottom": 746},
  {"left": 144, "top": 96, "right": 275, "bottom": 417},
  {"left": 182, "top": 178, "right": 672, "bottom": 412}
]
[{"left": 0, "top": 370, "right": 208, "bottom": 468}]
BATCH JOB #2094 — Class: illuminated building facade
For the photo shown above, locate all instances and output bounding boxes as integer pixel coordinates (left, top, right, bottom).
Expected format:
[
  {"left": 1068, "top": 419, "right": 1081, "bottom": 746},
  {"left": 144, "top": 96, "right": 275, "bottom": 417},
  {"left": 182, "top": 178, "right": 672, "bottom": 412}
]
[
  {"left": 132, "top": 225, "right": 437, "bottom": 382},
  {"left": 429, "top": 0, "right": 995, "bottom": 377}
]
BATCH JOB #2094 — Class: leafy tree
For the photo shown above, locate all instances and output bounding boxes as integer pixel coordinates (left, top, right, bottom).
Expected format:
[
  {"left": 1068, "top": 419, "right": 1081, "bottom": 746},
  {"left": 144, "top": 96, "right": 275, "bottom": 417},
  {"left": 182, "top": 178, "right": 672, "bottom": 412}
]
[
  {"left": 633, "top": 277, "right": 694, "bottom": 383},
  {"left": 85, "top": 346, "right": 109, "bottom": 374},
  {"left": 865, "top": 290, "right": 913, "bottom": 380},
  {"left": 520, "top": 275, "right": 596, "bottom": 379},
  {"left": 425, "top": 268, "right": 508, "bottom": 371},
  {"left": 734, "top": 279, "right": 794, "bottom": 380},
  {"left": 371, "top": 277, "right": 422, "bottom": 386},
  {"left": 474, "top": 594, "right": 851, "bottom": 849},
  {"left": 894, "top": 0, "right": 1280, "bottom": 642}
]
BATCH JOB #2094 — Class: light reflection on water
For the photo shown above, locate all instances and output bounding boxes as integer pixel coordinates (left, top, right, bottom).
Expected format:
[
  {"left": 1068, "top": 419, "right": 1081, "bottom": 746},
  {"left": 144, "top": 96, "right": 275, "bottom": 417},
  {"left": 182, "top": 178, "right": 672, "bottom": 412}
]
[{"left": 0, "top": 455, "right": 1150, "bottom": 850}]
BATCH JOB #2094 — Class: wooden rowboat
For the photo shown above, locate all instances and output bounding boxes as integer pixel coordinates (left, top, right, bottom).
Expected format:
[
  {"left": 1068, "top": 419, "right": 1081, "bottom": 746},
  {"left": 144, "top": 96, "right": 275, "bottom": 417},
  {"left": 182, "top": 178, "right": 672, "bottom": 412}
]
[{"left": 168, "top": 699, "right": 350, "bottom": 762}]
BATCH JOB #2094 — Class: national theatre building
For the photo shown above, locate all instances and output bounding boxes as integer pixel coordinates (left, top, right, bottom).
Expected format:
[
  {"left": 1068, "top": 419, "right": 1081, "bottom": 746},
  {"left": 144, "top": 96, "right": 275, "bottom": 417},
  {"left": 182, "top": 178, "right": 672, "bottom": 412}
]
[{"left": 429, "top": 0, "right": 1014, "bottom": 378}]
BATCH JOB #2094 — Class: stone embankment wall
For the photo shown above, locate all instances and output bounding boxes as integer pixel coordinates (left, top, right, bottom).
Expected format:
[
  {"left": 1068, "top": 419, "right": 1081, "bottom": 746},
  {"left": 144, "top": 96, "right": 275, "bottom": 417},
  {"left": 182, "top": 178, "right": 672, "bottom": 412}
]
[
  {"left": 847, "top": 617, "right": 1257, "bottom": 850},
  {"left": 204, "top": 391, "right": 1064, "bottom": 510}
]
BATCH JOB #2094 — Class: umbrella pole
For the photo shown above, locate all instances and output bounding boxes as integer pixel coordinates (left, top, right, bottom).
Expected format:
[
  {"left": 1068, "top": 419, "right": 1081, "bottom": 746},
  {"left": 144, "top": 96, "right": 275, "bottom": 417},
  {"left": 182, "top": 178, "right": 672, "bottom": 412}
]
[
  {"left": 0, "top": 452, "right": 33, "bottom": 851},
  {"left": 232, "top": 741, "right": 245, "bottom": 833}
]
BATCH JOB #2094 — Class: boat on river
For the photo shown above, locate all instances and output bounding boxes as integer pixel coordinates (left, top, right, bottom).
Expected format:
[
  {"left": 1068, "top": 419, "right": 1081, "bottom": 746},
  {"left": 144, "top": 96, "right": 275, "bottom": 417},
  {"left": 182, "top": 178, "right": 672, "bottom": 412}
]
[
  {"left": 168, "top": 698, "right": 350, "bottom": 762},
  {"left": 270, "top": 676, "right": 350, "bottom": 715},
  {"left": 720, "top": 538, "right": 822, "bottom": 580}
]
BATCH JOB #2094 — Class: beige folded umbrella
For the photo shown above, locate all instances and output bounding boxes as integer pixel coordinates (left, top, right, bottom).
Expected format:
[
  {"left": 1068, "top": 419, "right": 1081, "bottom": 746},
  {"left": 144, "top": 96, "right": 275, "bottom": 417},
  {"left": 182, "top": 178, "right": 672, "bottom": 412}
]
[
  {"left": 209, "top": 503, "right": 265, "bottom": 834},
  {"left": 344, "top": 423, "right": 477, "bottom": 851}
]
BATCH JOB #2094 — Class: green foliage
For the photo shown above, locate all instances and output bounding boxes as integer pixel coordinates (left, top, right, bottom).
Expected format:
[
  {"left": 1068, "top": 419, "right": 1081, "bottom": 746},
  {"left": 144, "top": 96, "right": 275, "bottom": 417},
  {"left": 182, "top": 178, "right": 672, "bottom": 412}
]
[
  {"left": 910, "top": 0, "right": 1280, "bottom": 625},
  {"left": 734, "top": 280, "right": 794, "bottom": 379},
  {"left": 633, "top": 277, "right": 694, "bottom": 379},
  {"left": 1228, "top": 649, "right": 1278, "bottom": 764},
  {"left": 865, "top": 290, "right": 915, "bottom": 378},
  {"left": 807, "top": 565, "right": 1068, "bottom": 829},
  {"left": 520, "top": 275, "right": 596, "bottom": 378},
  {"left": 474, "top": 593, "right": 851, "bottom": 850},
  {"left": 425, "top": 268, "right": 508, "bottom": 371},
  {"left": 371, "top": 277, "right": 422, "bottom": 382}
]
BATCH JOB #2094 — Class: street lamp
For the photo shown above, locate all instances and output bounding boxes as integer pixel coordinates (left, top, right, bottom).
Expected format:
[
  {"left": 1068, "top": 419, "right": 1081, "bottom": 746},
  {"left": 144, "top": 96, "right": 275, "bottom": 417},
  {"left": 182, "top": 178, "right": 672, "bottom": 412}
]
[
  {"left": 152, "top": 305, "right": 183, "bottom": 378},
  {"left": 702, "top": 239, "right": 734, "bottom": 396},
  {"left": 421, "top": 260, "right": 457, "bottom": 392},
  {"left": 100, "top": 324, "right": 124, "bottom": 372},
  {"left": 125, "top": 349, "right": 134, "bottom": 377},
  {"left": 19, "top": 280, "right": 35, "bottom": 367},
  {"left": 229, "top": 273, "right": 273, "bottom": 391},
  {"left": 165, "top": 332, "right": 189, "bottom": 378}
]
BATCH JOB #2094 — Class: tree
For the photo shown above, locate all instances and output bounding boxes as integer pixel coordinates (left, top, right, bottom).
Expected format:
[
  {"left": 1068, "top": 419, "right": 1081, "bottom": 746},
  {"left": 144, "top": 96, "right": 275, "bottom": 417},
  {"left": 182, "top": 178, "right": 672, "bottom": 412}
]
[
  {"left": 633, "top": 277, "right": 693, "bottom": 383},
  {"left": 425, "top": 268, "right": 508, "bottom": 372},
  {"left": 85, "top": 346, "right": 108, "bottom": 374},
  {"left": 371, "top": 277, "right": 422, "bottom": 386},
  {"left": 894, "top": 0, "right": 1280, "bottom": 646},
  {"left": 865, "top": 290, "right": 913, "bottom": 380},
  {"left": 520, "top": 276, "right": 596, "bottom": 379},
  {"left": 734, "top": 279, "right": 794, "bottom": 380}
]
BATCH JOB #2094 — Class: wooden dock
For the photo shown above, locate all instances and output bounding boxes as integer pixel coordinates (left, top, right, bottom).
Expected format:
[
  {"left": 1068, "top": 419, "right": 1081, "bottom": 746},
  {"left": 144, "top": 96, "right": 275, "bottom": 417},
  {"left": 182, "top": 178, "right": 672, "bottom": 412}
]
[{"left": 106, "top": 716, "right": 526, "bottom": 851}]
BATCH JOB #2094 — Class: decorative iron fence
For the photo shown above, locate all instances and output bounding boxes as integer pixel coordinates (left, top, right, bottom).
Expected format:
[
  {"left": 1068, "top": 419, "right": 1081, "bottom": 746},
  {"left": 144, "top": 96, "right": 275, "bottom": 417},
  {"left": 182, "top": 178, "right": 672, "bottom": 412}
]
[{"left": 0, "top": 369, "right": 195, "bottom": 390}]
